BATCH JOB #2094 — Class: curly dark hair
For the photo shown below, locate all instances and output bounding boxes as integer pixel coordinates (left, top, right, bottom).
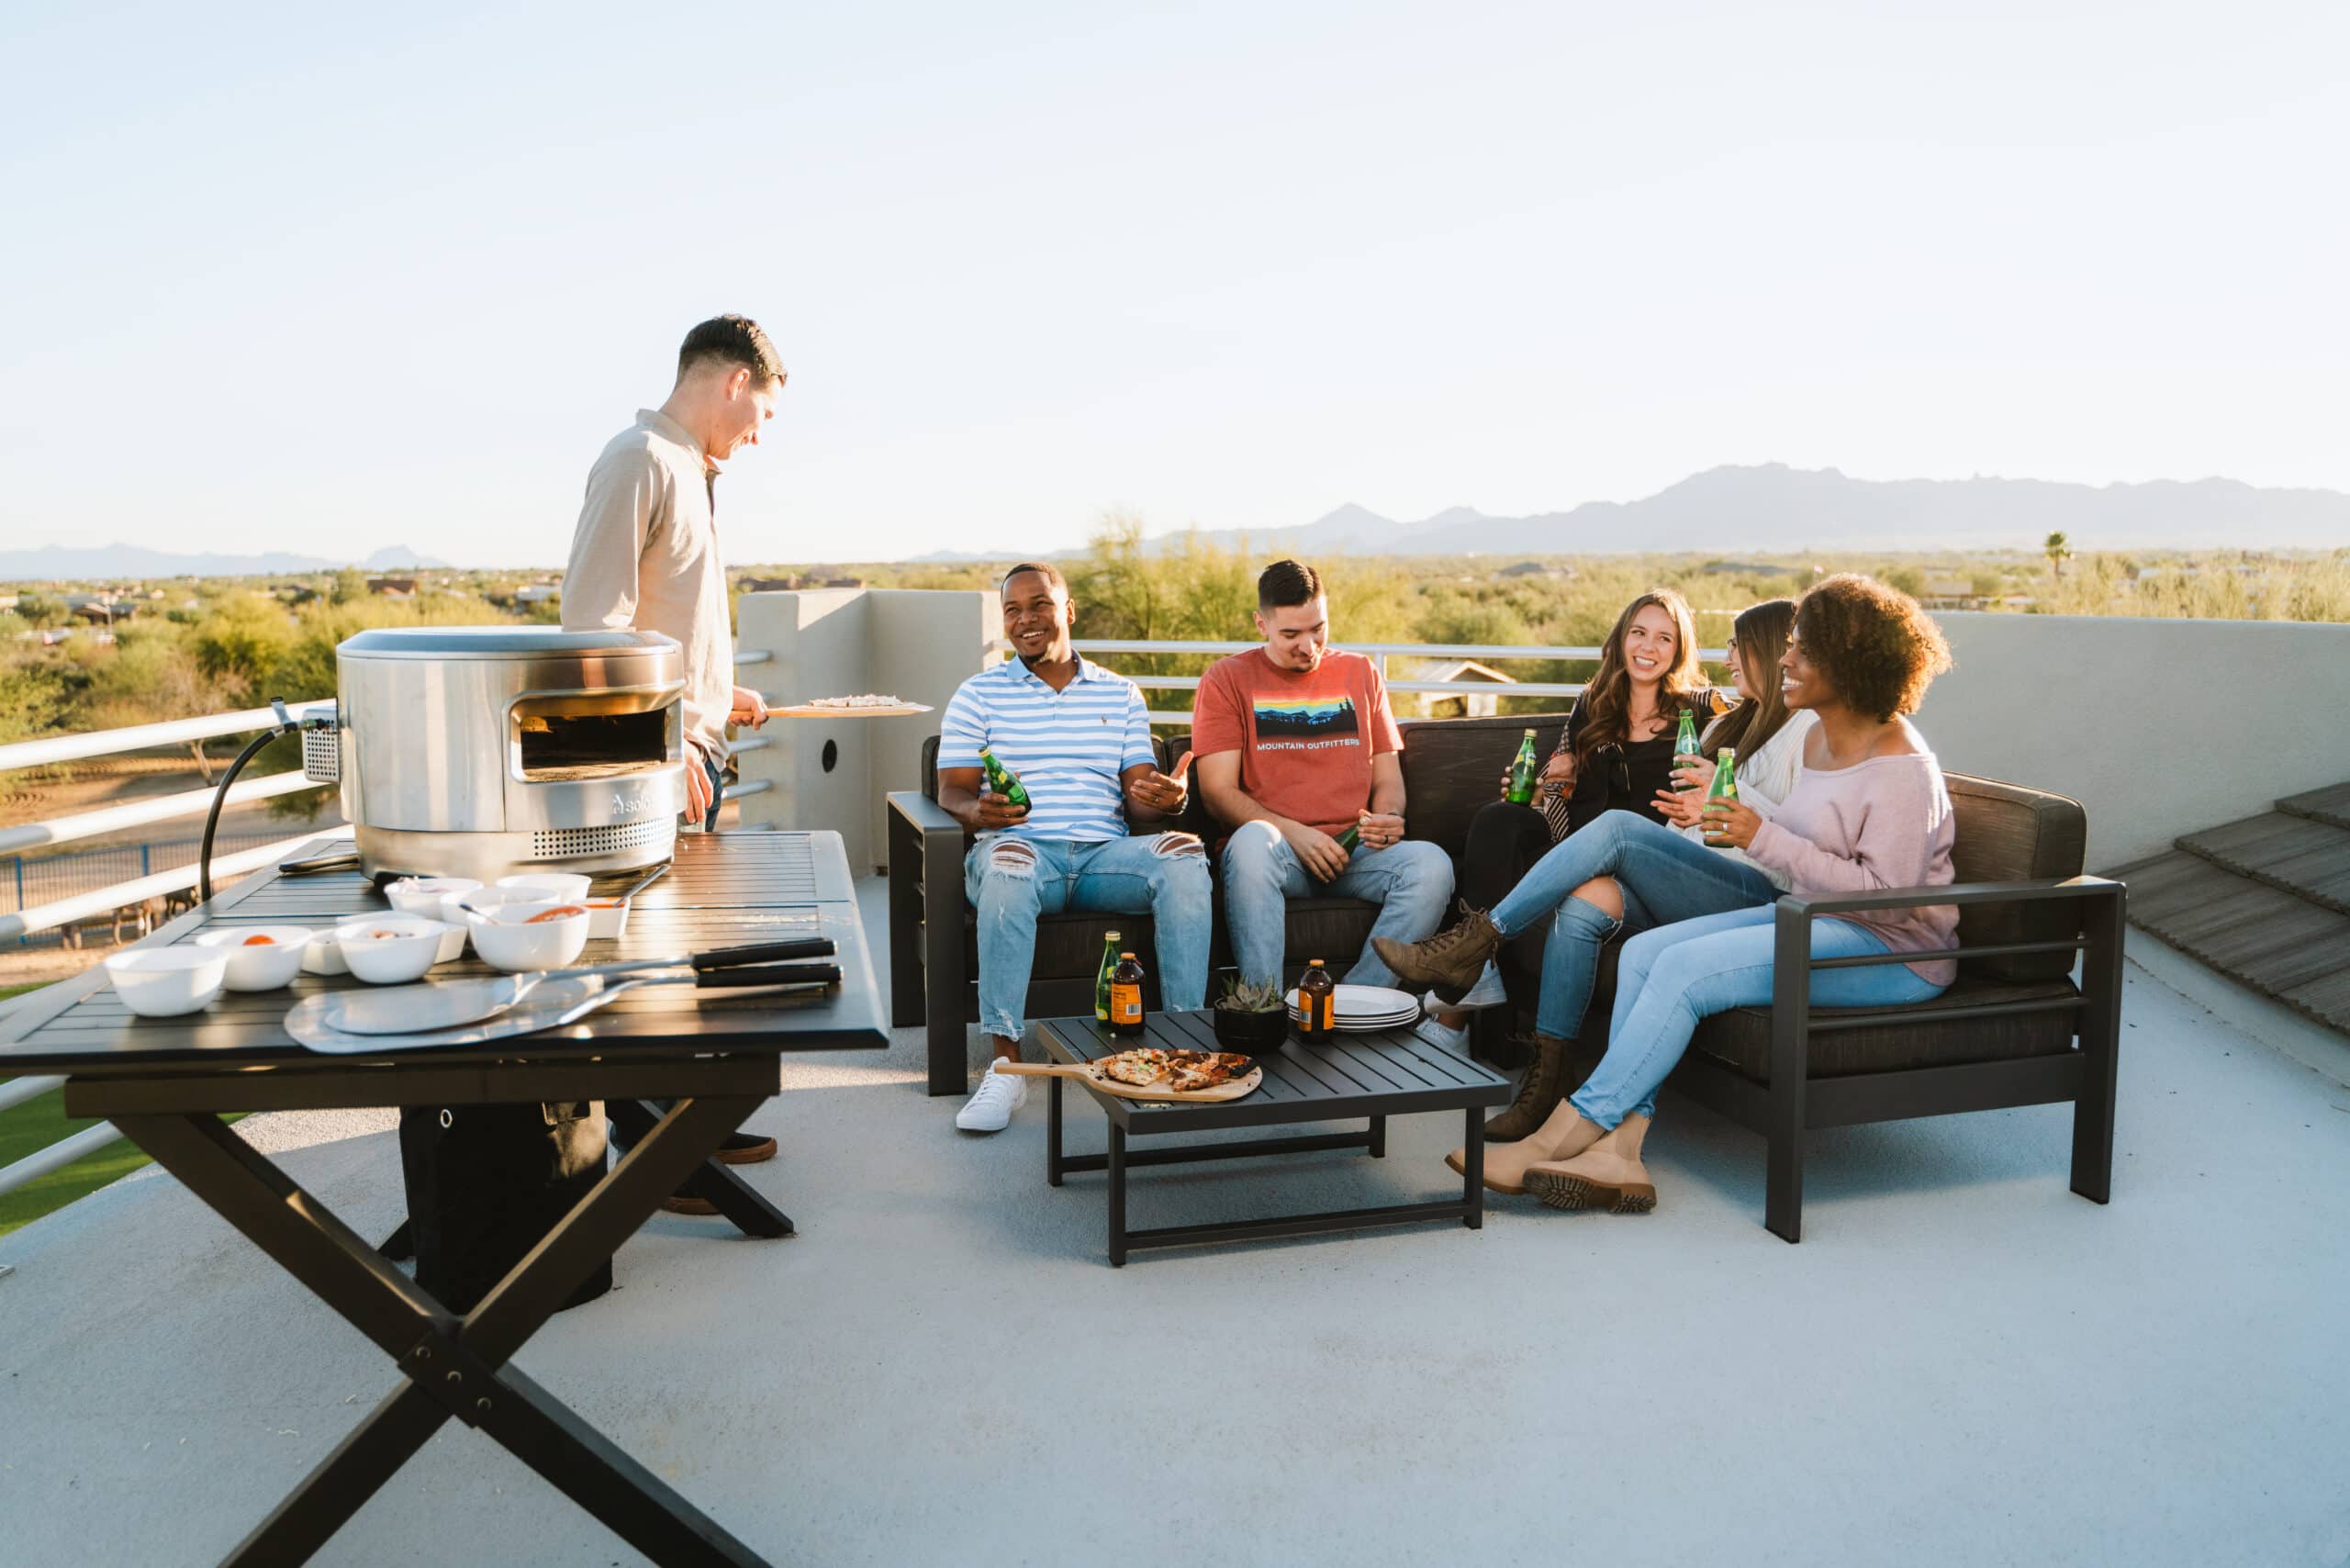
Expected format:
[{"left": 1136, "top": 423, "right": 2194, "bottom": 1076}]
[{"left": 1793, "top": 575, "right": 1953, "bottom": 722}]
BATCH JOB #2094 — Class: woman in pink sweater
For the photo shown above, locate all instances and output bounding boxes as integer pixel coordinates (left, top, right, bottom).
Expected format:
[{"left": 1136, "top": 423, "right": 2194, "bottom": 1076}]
[{"left": 1515, "top": 575, "right": 1958, "bottom": 1214}]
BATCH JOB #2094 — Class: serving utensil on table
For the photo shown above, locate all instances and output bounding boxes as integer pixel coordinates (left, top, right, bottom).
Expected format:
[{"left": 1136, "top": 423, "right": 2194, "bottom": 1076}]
[{"left": 315, "top": 938, "right": 839, "bottom": 1035}]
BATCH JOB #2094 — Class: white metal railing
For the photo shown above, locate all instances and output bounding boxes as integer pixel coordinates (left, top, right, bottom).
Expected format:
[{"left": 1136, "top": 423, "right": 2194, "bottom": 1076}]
[
  {"left": 1071, "top": 638, "right": 1727, "bottom": 726},
  {"left": 0, "top": 700, "right": 335, "bottom": 774}
]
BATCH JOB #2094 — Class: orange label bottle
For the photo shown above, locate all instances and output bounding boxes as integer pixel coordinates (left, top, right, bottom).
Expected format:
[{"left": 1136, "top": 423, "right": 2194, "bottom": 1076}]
[
  {"left": 1109, "top": 951, "right": 1147, "bottom": 1036},
  {"left": 1298, "top": 958, "right": 1335, "bottom": 1041}
]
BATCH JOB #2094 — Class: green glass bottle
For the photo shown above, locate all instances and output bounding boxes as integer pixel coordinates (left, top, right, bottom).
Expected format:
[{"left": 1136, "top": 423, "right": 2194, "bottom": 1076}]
[
  {"left": 1336, "top": 822, "right": 1361, "bottom": 852},
  {"left": 1504, "top": 729, "right": 1540, "bottom": 805},
  {"left": 978, "top": 745, "right": 1031, "bottom": 811},
  {"left": 1704, "top": 748, "right": 1739, "bottom": 845},
  {"left": 1673, "top": 708, "right": 1702, "bottom": 770},
  {"left": 1094, "top": 931, "right": 1122, "bottom": 1024}
]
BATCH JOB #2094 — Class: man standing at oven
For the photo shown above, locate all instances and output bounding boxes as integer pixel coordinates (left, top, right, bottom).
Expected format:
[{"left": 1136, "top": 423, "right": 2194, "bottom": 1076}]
[
  {"left": 563, "top": 313, "right": 783, "bottom": 831},
  {"left": 561, "top": 313, "right": 785, "bottom": 1192}
]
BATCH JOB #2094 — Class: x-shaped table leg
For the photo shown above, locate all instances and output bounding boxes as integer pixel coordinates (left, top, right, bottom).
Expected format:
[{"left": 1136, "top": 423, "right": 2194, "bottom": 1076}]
[
  {"left": 112, "top": 1095, "right": 775, "bottom": 1567},
  {"left": 608, "top": 1096, "right": 794, "bottom": 1238}
]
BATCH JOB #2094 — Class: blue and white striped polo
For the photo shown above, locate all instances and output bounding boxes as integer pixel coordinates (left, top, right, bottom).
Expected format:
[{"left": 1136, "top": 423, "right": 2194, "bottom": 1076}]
[{"left": 937, "top": 657, "right": 1154, "bottom": 842}]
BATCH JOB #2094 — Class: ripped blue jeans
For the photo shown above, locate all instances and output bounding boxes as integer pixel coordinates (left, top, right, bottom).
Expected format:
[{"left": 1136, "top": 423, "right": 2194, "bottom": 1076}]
[
  {"left": 1486, "top": 811, "right": 1779, "bottom": 1041},
  {"left": 964, "top": 834, "right": 1213, "bottom": 1041}
]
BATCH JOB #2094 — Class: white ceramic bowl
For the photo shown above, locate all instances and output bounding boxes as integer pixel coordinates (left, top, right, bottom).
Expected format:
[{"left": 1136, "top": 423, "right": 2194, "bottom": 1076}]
[
  {"left": 333, "top": 916, "right": 454, "bottom": 984},
  {"left": 466, "top": 902, "right": 590, "bottom": 973},
  {"left": 106, "top": 947, "right": 229, "bottom": 1017},
  {"left": 193, "top": 924, "right": 314, "bottom": 991},
  {"left": 457, "top": 886, "right": 557, "bottom": 920},
  {"left": 497, "top": 872, "right": 592, "bottom": 904},
  {"left": 385, "top": 877, "right": 480, "bottom": 921},
  {"left": 301, "top": 931, "right": 349, "bottom": 976},
  {"left": 585, "top": 898, "right": 630, "bottom": 940}
]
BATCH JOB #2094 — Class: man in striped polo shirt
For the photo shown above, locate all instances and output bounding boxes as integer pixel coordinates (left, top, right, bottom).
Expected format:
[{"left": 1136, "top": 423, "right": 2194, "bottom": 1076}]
[{"left": 937, "top": 563, "right": 1211, "bottom": 1132}]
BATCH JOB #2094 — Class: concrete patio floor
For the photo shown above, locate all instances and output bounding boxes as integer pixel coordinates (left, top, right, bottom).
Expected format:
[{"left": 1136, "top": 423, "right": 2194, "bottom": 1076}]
[{"left": 3, "top": 880, "right": 2346, "bottom": 1567}]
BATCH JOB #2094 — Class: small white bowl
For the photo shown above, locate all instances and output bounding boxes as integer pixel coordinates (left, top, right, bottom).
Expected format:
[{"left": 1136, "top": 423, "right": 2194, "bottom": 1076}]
[
  {"left": 386, "top": 877, "right": 480, "bottom": 921},
  {"left": 106, "top": 948, "right": 229, "bottom": 1017},
  {"left": 333, "top": 916, "right": 455, "bottom": 984},
  {"left": 301, "top": 931, "right": 349, "bottom": 976},
  {"left": 193, "top": 924, "right": 314, "bottom": 991},
  {"left": 584, "top": 897, "right": 630, "bottom": 940},
  {"left": 497, "top": 872, "right": 593, "bottom": 903},
  {"left": 457, "top": 886, "right": 555, "bottom": 919},
  {"left": 466, "top": 902, "right": 590, "bottom": 973}
]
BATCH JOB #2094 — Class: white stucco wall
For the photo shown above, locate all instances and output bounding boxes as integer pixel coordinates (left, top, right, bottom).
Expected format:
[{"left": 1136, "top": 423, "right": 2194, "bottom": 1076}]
[
  {"left": 1913, "top": 613, "right": 2350, "bottom": 869},
  {"left": 733, "top": 588, "right": 998, "bottom": 870}
]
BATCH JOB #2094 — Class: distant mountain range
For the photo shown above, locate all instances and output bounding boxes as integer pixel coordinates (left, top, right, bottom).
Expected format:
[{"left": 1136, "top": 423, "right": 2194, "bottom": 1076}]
[
  {"left": 0, "top": 543, "right": 450, "bottom": 582},
  {"left": 910, "top": 465, "right": 2350, "bottom": 562}
]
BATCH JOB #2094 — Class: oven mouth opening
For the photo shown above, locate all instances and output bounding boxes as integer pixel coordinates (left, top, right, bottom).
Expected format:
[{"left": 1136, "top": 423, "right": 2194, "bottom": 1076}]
[{"left": 515, "top": 708, "right": 670, "bottom": 783}]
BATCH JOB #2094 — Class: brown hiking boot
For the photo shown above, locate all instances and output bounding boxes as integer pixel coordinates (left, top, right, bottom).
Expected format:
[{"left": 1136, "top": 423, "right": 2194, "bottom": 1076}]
[
  {"left": 1374, "top": 908, "right": 1501, "bottom": 993},
  {"left": 1479, "top": 1033, "right": 1567, "bottom": 1143},
  {"left": 1444, "top": 1101, "right": 1604, "bottom": 1194},
  {"left": 1524, "top": 1113, "right": 1656, "bottom": 1214}
]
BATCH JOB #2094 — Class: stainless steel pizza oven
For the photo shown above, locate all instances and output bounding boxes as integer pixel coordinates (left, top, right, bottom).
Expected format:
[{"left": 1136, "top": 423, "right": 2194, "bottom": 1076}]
[{"left": 302, "top": 626, "right": 687, "bottom": 882}]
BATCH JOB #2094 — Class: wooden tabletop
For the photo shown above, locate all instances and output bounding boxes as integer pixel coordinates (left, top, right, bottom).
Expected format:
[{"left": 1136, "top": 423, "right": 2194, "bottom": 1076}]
[
  {"left": 1033, "top": 1010, "right": 1509, "bottom": 1133},
  {"left": 0, "top": 833, "right": 889, "bottom": 1075}
]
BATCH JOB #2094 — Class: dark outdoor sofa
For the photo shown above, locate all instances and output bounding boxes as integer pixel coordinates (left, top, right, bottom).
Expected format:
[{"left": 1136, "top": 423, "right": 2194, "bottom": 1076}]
[{"left": 885, "top": 711, "right": 2122, "bottom": 1241}]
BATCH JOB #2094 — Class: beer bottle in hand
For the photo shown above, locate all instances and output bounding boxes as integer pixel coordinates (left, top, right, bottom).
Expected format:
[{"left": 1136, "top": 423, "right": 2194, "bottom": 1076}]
[
  {"left": 1094, "top": 931, "right": 1122, "bottom": 1024},
  {"left": 978, "top": 745, "right": 1031, "bottom": 812},
  {"left": 1505, "top": 729, "right": 1540, "bottom": 805},
  {"left": 1109, "top": 951, "right": 1147, "bottom": 1036},
  {"left": 1704, "top": 749, "right": 1740, "bottom": 846},
  {"left": 1297, "top": 959, "right": 1336, "bottom": 1042}
]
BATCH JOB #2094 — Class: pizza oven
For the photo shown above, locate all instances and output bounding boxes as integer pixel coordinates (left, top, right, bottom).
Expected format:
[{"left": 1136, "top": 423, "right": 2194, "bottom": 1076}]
[{"left": 302, "top": 625, "right": 688, "bottom": 882}]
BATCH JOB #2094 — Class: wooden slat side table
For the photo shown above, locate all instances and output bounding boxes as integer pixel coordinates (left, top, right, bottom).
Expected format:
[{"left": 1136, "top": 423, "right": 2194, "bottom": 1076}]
[{"left": 1030, "top": 1009, "right": 1511, "bottom": 1266}]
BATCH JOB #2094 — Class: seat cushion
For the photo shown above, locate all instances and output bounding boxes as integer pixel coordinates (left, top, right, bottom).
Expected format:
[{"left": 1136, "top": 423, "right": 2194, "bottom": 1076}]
[{"left": 1686, "top": 973, "right": 2082, "bottom": 1081}]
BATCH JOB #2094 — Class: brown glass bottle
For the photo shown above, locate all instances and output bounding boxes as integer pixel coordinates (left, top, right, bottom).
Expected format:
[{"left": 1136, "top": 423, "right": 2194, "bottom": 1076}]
[
  {"left": 1296, "top": 959, "right": 1336, "bottom": 1042},
  {"left": 1109, "top": 951, "right": 1147, "bottom": 1036}
]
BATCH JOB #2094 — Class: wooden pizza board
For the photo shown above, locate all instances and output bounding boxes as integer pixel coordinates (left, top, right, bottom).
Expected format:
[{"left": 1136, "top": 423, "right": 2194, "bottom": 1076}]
[
  {"left": 767, "top": 702, "right": 934, "bottom": 719},
  {"left": 995, "top": 1060, "right": 1263, "bottom": 1103}
]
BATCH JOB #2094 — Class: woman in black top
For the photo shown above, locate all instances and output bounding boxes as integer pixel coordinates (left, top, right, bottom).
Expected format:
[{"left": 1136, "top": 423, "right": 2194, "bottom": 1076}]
[{"left": 1419, "top": 589, "right": 1723, "bottom": 1058}]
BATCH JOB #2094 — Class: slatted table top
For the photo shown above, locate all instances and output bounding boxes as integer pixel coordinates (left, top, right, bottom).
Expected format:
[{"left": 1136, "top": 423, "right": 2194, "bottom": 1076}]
[
  {"left": 1033, "top": 1010, "right": 1510, "bottom": 1133},
  {"left": 0, "top": 833, "right": 887, "bottom": 1074}
]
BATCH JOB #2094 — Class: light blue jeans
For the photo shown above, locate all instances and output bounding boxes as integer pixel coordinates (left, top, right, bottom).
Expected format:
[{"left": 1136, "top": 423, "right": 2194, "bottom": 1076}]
[
  {"left": 964, "top": 834, "right": 1212, "bottom": 1040},
  {"left": 1220, "top": 819, "right": 1454, "bottom": 990},
  {"left": 1487, "top": 812, "right": 1780, "bottom": 1040},
  {"left": 1570, "top": 903, "right": 1948, "bottom": 1127}
]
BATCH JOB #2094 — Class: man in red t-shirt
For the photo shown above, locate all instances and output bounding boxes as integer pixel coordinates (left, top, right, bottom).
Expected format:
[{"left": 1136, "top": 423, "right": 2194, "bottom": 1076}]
[{"left": 1193, "top": 560, "right": 1453, "bottom": 991}]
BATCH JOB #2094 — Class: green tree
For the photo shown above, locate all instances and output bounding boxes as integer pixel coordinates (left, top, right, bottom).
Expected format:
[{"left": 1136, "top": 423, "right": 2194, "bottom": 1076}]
[
  {"left": 2044, "top": 532, "right": 2073, "bottom": 579},
  {"left": 330, "top": 566, "right": 368, "bottom": 605}
]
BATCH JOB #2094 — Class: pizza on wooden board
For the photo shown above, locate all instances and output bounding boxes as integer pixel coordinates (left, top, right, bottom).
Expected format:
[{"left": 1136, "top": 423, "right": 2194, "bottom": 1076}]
[{"left": 1094, "top": 1047, "right": 1254, "bottom": 1092}]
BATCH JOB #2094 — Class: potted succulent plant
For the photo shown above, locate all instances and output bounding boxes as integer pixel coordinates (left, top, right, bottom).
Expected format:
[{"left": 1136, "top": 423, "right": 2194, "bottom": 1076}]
[{"left": 1212, "top": 975, "right": 1291, "bottom": 1054}]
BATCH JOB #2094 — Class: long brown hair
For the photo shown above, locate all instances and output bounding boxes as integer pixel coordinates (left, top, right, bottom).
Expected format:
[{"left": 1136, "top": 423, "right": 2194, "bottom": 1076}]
[
  {"left": 1703, "top": 599, "right": 1796, "bottom": 761},
  {"left": 1572, "top": 588, "right": 1708, "bottom": 763}
]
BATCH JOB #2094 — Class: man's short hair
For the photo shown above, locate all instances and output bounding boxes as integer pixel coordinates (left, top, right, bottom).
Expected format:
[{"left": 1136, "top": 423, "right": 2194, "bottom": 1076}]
[
  {"left": 677, "top": 314, "right": 787, "bottom": 386},
  {"left": 1258, "top": 559, "right": 1324, "bottom": 611},
  {"left": 1001, "top": 562, "right": 1067, "bottom": 595}
]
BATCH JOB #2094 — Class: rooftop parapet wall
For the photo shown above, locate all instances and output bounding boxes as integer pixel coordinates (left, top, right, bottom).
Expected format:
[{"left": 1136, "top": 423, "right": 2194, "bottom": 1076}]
[{"left": 1915, "top": 612, "right": 2350, "bottom": 870}]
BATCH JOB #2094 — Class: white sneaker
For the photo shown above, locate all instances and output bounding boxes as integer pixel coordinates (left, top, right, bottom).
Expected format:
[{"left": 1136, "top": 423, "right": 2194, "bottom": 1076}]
[
  {"left": 1422, "top": 961, "right": 1509, "bottom": 1015},
  {"left": 1415, "top": 1014, "right": 1471, "bottom": 1053},
  {"left": 1458, "top": 961, "right": 1509, "bottom": 1010},
  {"left": 955, "top": 1059, "right": 1029, "bottom": 1133}
]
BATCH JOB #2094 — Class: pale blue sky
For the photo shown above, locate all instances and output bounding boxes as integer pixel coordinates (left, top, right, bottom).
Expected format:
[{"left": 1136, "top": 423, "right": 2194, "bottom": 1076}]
[{"left": 3, "top": 1, "right": 2344, "bottom": 566}]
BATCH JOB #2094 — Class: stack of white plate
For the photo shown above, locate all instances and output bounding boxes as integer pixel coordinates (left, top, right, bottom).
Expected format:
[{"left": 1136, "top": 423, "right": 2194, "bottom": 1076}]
[{"left": 1286, "top": 983, "right": 1421, "bottom": 1034}]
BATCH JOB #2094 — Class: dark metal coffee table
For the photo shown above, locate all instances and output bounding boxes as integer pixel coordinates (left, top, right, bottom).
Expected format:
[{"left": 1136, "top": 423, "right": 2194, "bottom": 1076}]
[{"left": 1030, "top": 1009, "right": 1511, "bottom": 1266}]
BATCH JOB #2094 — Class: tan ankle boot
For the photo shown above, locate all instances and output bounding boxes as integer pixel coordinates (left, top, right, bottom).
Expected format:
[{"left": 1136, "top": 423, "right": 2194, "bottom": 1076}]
[
  {"left": 1523, "top": 1113, "right": 1656, "bottom": 1213},
  {"left": 1373, "top": 908, "right": 1501, "bottom": 994},
  {"left": 1444, "top": 1100, "right": 1604, "bottom": 1194},
  {"left": 1478, "top": 1034, "right": 1567, "bottom": 1143}
]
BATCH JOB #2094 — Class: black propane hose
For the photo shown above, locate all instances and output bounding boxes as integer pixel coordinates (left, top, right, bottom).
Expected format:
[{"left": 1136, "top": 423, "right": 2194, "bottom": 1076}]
[{"left": 197, "top": 698, "right": 305, "bottom": 906}]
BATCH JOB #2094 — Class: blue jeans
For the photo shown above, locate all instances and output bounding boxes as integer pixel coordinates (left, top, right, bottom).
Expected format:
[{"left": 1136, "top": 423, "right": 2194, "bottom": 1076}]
[
  {"left": 964, "top": 834, "right": 1212, "bottom": 1040},
  {"left": 1487, "top": 812, "right": 1780, "bottom": 1040},
  {"left": 1570, "top": 904, "right": 1949, "bottom": 1127},
  {"left": 1220, "top": 820, "right": 1454, "bottom": 990}
]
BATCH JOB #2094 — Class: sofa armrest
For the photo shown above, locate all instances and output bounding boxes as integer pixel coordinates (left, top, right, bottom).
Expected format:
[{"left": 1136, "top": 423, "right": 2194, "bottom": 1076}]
[
  {"left": 1778, "top": 875, "right": 2121, "bottom": 921},
  {"left": 886, "top": 791, "right": 969, "bottom": 1046}
]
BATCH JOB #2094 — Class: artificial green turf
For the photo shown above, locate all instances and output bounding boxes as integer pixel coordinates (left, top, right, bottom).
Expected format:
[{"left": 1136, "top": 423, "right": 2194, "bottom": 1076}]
[{"left": 0, "top": 981, "right": 243, "bottom": 1238}]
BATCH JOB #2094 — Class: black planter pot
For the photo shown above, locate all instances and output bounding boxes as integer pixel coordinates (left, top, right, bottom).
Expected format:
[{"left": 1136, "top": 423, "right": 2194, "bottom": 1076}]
[{"left": 1212, "top": 1006, "right": 1290, "bottom": 1054}]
